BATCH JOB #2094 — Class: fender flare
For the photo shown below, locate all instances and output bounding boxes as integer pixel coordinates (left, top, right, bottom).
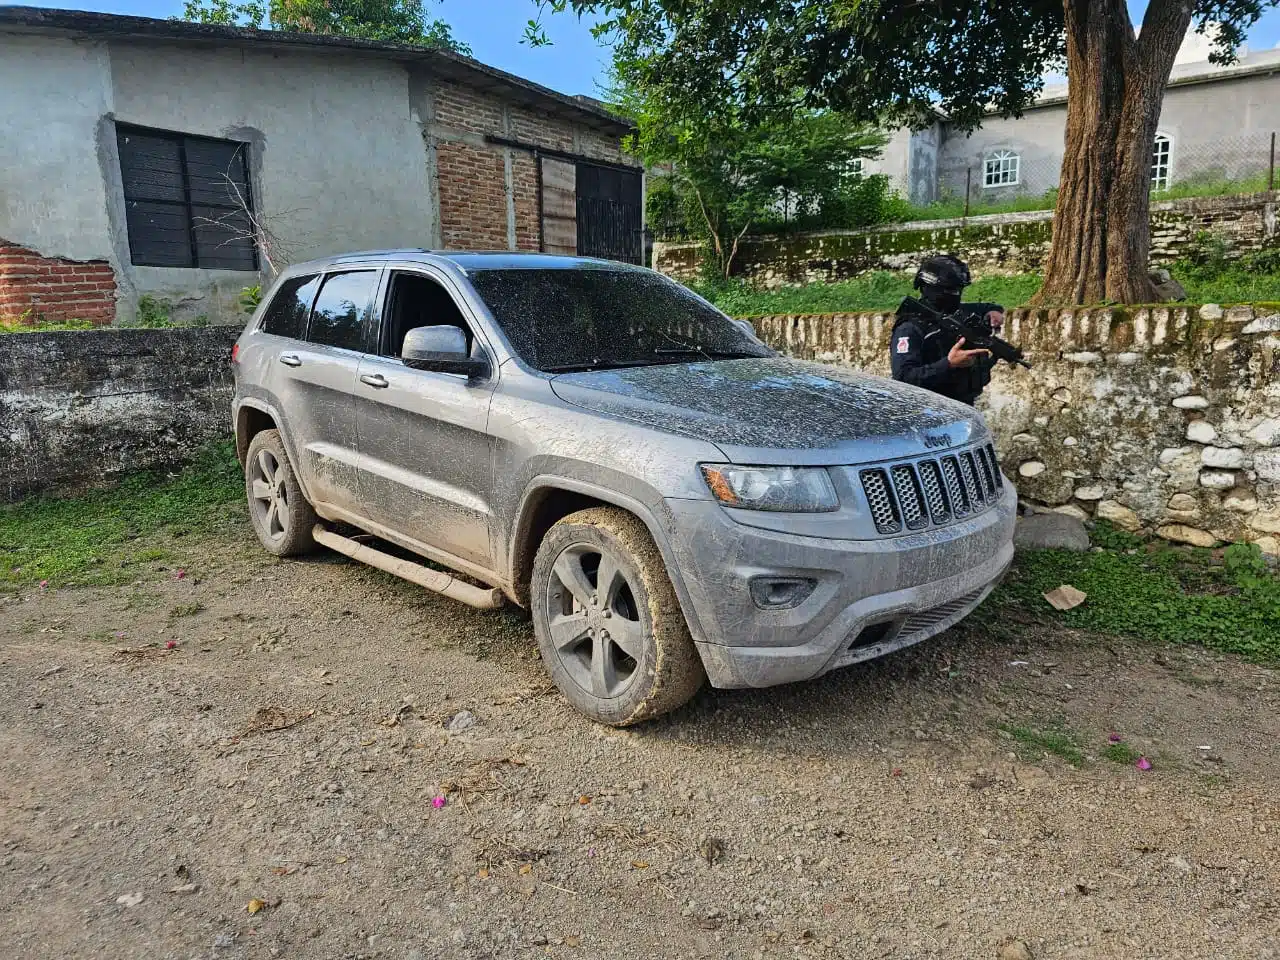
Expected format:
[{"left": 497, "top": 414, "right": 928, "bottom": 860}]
[
  {"left": 233, "top": 398, "right": 316, "bottom": 506},
  {"left": 510, "top": 475, "right": 708, "bottom": 646}
]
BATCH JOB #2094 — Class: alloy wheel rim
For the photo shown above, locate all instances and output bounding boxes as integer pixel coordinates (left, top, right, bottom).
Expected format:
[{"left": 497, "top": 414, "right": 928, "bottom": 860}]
[
  {"left": 545, "top": 542, "right": 645, "bottom": 699},
  {"left": 250, "top": 449, "right": 290, "bottom": 543}
]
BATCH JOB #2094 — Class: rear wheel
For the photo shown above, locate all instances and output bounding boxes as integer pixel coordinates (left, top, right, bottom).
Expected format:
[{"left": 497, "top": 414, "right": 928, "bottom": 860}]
[
  {"left": 244, "top": 429, "right": 316, "bottom": 557},
  {"left": 531, "top": 507, "right": 704, "bottom": 726}
]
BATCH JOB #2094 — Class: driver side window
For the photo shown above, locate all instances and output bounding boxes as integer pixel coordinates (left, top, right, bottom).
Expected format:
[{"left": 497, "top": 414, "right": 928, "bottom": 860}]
[{"left": 380, "top": 271, "right": 476, "bottom": 359}]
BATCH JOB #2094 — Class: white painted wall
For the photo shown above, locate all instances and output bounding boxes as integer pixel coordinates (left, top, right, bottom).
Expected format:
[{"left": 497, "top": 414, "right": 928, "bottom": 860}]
[{"left": 0, "top": 35, "right": 115, "bottom": 261}]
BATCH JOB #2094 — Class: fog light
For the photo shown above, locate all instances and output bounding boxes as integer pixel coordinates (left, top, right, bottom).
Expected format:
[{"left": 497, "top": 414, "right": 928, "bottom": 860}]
[{"left": 749, "top": 576, "right": 817, "bottom": 610}]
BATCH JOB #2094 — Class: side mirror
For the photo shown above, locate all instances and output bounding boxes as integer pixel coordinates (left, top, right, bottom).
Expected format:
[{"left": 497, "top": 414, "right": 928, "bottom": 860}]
[{"left": 401, "top": 325, "right": 488, "bottom": 377}]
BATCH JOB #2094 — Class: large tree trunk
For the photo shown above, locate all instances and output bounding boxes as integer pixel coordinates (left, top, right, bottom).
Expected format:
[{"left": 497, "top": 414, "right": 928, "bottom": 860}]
[{"left": 1035, "top": 0, "right": 1194, "bottom": 305}]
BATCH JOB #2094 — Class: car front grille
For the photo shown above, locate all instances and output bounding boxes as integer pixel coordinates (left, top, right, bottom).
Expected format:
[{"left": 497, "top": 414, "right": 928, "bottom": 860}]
[
  {"left": 860, "top": 443, "right": 1004, "bottom": 536},
  {"left": 899, "top": 588, "right": 986, "bottom": 636}
]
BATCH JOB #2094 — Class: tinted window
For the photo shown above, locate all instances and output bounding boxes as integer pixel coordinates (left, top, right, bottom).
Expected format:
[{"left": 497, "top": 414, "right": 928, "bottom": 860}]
[
  {"left": 259, "top": 274, "right": 319, "bottom": 340},
  {"left": 467, "top": 268, "right": 771, "bottom": 372},
  {"left": 307, "top": 271, "right": 378, "bottom": 352}
]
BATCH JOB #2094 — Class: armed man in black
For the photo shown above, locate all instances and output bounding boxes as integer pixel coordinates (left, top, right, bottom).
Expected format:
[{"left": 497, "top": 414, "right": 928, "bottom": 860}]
[{"left": 890, "top": 255, "right": 1006, "bottom": 406}]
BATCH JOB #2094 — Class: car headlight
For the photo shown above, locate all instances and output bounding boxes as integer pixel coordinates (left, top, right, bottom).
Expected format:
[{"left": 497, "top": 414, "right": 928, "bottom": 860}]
[{"left": 700, "top": 464, "right": 838, "bottom": 513}]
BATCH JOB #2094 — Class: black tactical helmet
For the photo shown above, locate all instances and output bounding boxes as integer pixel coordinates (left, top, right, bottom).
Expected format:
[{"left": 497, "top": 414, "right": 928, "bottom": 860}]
[{"left": 913, "top": 254, "right": 972, "bottom": 294}]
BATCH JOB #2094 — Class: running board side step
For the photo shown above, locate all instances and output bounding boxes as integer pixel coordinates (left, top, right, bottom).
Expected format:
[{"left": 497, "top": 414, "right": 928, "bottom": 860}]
[{"left": 312, "top": 525, "right": 505, "bottom": 610}]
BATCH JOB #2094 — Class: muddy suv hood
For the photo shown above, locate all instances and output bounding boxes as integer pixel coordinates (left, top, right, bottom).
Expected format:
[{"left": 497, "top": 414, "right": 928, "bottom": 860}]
[{"left": 550, "top": 358, "right": 986, "bottom": 466}]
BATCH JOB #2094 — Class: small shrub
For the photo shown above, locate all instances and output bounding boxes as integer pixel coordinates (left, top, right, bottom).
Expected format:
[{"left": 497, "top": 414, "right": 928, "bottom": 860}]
[
  {"left": 133, "top": 295, "right": 174, "bottom": 328},
  {"left": 238, "top": 285, "right": 263, "bottom": 315}
]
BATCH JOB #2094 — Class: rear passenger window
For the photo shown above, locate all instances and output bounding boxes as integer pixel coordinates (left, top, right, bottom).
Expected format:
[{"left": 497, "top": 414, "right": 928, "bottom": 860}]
[
  {"left": 259, "top": 274, "right": 319, "bottom": 339},
  {"left": 307, "top": 271, "right": 378, "bottom": 352}
]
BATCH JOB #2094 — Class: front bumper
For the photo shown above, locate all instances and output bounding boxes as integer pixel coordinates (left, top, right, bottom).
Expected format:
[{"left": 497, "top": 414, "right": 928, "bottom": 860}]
[{"left": 664, "top": 483, "right": 1016, "bottom": 689}]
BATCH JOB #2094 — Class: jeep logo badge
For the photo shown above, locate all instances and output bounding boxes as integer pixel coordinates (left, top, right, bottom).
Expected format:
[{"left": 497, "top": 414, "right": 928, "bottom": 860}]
[{"left": 923, "top": 433, "right": 952, "bottom": 449}]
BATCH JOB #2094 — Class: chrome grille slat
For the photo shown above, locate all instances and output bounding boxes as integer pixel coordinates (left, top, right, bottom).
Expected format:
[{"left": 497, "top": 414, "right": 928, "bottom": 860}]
[
  {"left": 860, "top": 469, "right": 902, "bottom": 534},
  {"left": 917, "top": 460, "right": 951, "bottom": 524},
  {"left": 891, "top": 464, "right": 929, "bottom": 531},
  {"left": 959, "top": 451, "right": 984, "bottom": 506},
  {"left": 985, "top": 444, "right": 1004, "bottom": 489},
  {"left": 975, "top": 446, "right": 996, "bottom": 497},
  {"left": 941, "top": 456, "right": 969, "bottom": 516}
]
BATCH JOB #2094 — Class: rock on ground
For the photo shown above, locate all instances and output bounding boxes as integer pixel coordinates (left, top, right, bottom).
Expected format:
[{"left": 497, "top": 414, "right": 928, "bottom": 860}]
[{"left": 1014, "top": 512, "right": 1090, "bottom": 551}]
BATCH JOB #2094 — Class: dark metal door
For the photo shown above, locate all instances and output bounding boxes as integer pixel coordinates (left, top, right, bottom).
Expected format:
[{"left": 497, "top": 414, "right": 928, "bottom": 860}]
[{"left": 575, "top": 162, "right": 643, "bottom": 264}]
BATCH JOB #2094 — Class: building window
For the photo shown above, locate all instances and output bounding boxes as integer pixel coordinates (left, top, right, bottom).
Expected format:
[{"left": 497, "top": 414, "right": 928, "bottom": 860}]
[
  {"left": 1151, "top": 133, "right": 1173, "bottom": 190},
  {"left": 983, "top": 150, "right": 1021, "bottom": 188},
  {"left": 116, "top": 125, "right": 258, "bottom": 271},
  {"left": 849, "top": 158, "right": 865, "bottom": 176}
]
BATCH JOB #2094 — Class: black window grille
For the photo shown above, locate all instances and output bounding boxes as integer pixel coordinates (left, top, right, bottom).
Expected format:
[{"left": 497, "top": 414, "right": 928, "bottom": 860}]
[{"left": 116, "top": 124, "right": 258, "bottom": 271}]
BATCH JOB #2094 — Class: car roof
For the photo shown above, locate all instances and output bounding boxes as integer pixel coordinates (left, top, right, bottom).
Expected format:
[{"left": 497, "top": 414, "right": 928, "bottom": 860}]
[{"left": 287, "top": 250, "right": 647, "bottom": 274}]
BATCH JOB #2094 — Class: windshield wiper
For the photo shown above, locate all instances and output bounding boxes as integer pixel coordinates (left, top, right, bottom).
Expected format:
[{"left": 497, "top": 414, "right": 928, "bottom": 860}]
[
  {"left": 652, "top": 348, "right": 765, "bottom": 360},
  {"left": 541, "top": 359, "right": 663, "bottom": 373}
]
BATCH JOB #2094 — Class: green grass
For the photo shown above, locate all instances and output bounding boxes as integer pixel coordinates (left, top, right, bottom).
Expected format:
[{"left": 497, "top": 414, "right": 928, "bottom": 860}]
[
  {"left": 701, "top": 264, "right": 1280, "bottom": 316},
  {"left": 982, "top": 532, "right": 1280, "bottom": 664},
  {"left": 1, "top": 317, "right": 100, "bottom": 334},
  {"left": 0, "top": 441, "right": 245, "bottom": 590},
  {"left": 1103, "top": 742, "right": 1142, "bottom": 765},
  {"left": 701, "top": 272, "right": 1044, "bottom": 316},
  {"left": 999, "top": 720, "right": 1086, "bottom": 766}
]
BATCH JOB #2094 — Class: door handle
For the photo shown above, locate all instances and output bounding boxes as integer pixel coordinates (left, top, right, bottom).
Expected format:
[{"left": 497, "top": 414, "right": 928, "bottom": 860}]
[
  {"left": 279, "top": 354, "right": 302, "bottom": 368},
  {"left": 360, "top": 373, "right": 389, "bottom": 389}
]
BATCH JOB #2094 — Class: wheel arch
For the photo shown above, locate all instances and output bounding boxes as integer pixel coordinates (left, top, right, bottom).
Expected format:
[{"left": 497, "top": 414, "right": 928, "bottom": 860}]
[{"left": 508, "top": 477, "right": 707, "bottom": 645}]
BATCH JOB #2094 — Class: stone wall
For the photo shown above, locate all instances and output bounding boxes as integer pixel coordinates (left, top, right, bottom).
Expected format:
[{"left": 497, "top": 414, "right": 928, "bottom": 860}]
[
  {"left": 752, "top": 304, "right": 1280, "bottom": 553},
  {"left": 1, "top": 327, "right": 238, "bottom": 500},
  {"left": 656, "top": 192, "right": 1280, "bottom": 286}
]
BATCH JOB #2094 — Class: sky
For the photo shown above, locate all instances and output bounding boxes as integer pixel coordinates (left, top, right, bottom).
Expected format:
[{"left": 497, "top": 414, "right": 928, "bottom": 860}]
[{"left": 16, "top": 0, "right": 1280, "bottom": 98}]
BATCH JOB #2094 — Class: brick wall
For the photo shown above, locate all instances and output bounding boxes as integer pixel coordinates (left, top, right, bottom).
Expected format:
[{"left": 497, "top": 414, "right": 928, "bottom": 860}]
[
  {"left": 0, "top": 240, "right": 117, "bottom": 325},
  {"left": 428, "top": 79, "right": 627, "bottom": 253}
]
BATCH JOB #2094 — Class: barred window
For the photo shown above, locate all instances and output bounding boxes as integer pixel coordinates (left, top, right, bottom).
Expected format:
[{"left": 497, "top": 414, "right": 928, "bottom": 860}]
[
  {"left": 983, "top": 150, "right": 1021, "bottom": 188},
  {"left": 116, "top": 125, "right": 257, "bottom": 271},
  {"left": 1151, "top": 133, "right": 1173, "bottom": 190}
]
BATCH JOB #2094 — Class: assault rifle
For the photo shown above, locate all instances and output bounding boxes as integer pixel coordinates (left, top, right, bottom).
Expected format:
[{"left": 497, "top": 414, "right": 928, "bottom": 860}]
[{"left": 903, "top": 297, "right": 1032, "bottom": 369}]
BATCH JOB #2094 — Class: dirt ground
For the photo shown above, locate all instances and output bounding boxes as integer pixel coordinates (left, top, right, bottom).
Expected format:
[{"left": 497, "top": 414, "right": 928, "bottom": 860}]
[{"left": 1, "top": 532, "right": 1277, "bottom": 960}]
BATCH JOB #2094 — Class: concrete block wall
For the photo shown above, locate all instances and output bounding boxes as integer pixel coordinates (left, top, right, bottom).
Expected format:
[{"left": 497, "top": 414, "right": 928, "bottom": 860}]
[
  {"left": 1, "top": 239, "right": 117, "bottom": 325},
  {"left": 655, "top": 192, "right": 1280, "bottom": 286},
  {"left": 1, "top": 327, "right": 238, "bottom": 500},
  {"left": 752, "top": 304, "right": 1280, "bottom": 552}
]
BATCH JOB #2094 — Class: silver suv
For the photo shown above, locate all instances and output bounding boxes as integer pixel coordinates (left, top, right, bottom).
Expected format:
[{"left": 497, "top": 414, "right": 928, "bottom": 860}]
[{"left": 232, "top": 251, "right": 1016, "bottom": 725}]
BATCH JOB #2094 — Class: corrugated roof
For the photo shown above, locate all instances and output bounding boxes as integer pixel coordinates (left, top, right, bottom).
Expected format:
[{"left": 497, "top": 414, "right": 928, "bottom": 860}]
[{"left": 0, "top": 6, "right": 634, "bottom": 135}]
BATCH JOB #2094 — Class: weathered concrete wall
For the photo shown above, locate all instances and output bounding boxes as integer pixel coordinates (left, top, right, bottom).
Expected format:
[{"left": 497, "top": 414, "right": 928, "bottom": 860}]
[
  {"left": 655, "top": 191, "right": 1280, "bottom": 287},
  {"left": 0, "top": 327, "right": 238, "bottom": 500},
  {"left": 752, "top": 304, "right": 1280, "bottom": 552}
]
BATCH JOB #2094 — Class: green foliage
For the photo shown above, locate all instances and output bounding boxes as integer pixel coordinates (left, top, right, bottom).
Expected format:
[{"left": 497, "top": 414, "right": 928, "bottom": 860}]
[
  {"left": 1152, "top": 173, "right": 1273, "bottom": 203},
  {"left": 999, "top": 720, "right": 1085, "bottom": 767},
  {"left": 699, "top": 272, "right": 1043, "bottom": 317},
  {"left": 1172, "top": 244, "right": 1280, "bottom": 304},
  {"left": 239, "top": 285, "right": 264, "bottom": 315},
  {"left": 1102, "top": 742, "right": 1142, "bottom": 765},
  {"left": 1089, "top": 519, "right": 1145, "bottom": 552},
  {"left": 904, "top": 188, "right": 1061, "bottom": 223},
  {"left": 0, "top": 441, "right": 245, "bottom": 590},
  {"left": 614, "top": 72, "right": 889, "bottom": 276},
  {"left": 180, "top": 0, "right": 470, "bottom": 52},
  {"left": 0, "top": 315, "right": 99, "bottom": 333},
  {"left": 132, "top": 295, "right": 175, "bottom": 329},
  {"left": 986, "top": 542, "right": 1280, "bottom": 664}
]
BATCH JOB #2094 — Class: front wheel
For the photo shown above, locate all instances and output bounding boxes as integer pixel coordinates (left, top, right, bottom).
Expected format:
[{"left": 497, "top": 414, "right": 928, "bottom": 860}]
[
  {"left": 244, "top": 429, "right": 317, "bottom": 557},
  {"left": 530, "top": 507, "right": 705, "bottom": 726}
]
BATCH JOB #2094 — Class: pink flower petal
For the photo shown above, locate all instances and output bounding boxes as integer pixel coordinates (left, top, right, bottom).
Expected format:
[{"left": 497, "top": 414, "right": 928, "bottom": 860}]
[
  {"left": 431, "top": 796, "right": 446, "bottom": 809},
  {"left": 173, "top": 569, "right": 187, "bottom": 580},
  {"left": 165, "top": 640, "right": 177, "bottom": 650},
  {"left": 1108, "top": 733, "right": 1122, "bottom": 744},
  {"left": 1136, "top": 756, "right": 1152, "bottom": 771},
  {"left": 39, "top": 580, "right": 49, "bottom": 589}
]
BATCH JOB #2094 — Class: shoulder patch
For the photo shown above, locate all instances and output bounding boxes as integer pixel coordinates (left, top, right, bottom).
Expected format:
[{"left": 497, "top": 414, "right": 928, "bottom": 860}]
[{"left": 896, "top": 336, "right": 911, "bottom": 354}]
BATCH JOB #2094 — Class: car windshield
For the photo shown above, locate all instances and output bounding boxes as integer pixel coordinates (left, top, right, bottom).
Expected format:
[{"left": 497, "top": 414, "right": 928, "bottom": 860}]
[{"left": 466, "top": 267, "right": 773, "bottom": 373}]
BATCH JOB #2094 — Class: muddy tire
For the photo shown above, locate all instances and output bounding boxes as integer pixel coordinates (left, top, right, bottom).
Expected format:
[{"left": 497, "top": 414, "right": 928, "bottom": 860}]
[
  {"left": 244, "top": 429, "right": 317, "bottom": 557},
  {"left": 531, "top": 507, "right": 705, "bottom": 726}
]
